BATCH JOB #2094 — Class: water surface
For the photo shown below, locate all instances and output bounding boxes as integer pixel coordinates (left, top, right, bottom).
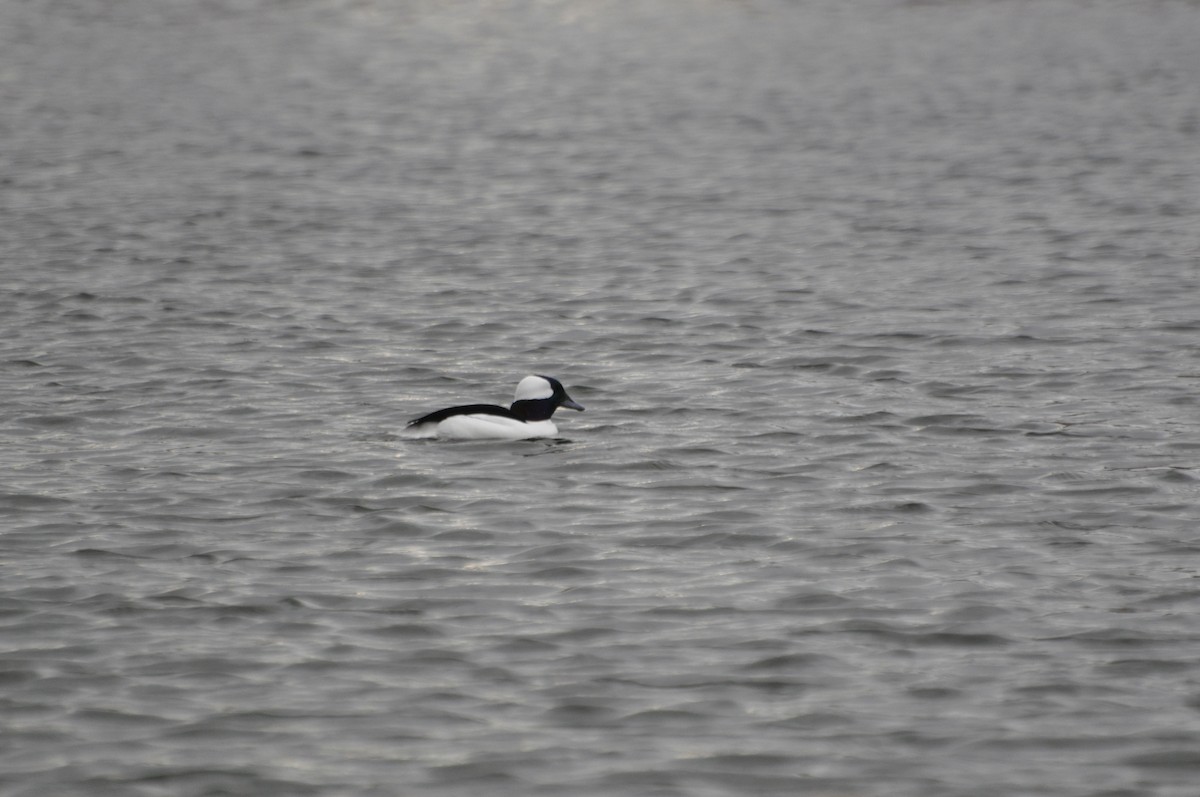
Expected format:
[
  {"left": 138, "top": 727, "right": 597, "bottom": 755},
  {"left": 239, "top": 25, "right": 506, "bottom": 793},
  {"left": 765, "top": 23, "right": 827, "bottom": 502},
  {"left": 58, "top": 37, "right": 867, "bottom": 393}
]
[{"left": 2, "top": 1, "right": 1200, "bottom": 795}]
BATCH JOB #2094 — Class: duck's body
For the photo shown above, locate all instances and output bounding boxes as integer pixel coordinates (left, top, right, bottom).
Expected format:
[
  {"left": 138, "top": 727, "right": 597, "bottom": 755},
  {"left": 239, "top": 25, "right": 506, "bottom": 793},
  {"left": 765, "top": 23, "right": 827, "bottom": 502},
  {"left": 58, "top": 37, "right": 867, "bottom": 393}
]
[
  {"left": 405, "top": 375, "right": 584, "bottom": 440},
  {"left": 405, "top": 404, "right": 561, "bottom": 440}
]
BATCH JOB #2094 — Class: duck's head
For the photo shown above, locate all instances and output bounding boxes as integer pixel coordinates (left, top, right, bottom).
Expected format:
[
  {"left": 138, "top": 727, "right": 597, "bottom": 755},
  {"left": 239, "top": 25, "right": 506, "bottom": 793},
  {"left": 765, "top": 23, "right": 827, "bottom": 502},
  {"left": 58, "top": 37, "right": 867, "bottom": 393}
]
[{"left": 511, "top": 375, "right": 584, "bottom": 420}]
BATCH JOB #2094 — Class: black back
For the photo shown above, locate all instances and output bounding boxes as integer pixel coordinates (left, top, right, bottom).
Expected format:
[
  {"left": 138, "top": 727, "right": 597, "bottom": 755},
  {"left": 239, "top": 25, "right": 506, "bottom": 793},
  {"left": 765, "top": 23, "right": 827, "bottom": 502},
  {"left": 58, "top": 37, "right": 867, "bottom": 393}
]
[{"left": 407, "top": 403, "right": 515, "bottom": 427}]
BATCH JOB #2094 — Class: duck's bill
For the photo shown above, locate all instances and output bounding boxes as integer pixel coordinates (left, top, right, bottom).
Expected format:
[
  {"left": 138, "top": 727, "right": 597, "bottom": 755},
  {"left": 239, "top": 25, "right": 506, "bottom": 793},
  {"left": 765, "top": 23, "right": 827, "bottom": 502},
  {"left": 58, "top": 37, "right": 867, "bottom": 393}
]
[{"left": 562, "top": 398, "right": 585, "bottom": 412}]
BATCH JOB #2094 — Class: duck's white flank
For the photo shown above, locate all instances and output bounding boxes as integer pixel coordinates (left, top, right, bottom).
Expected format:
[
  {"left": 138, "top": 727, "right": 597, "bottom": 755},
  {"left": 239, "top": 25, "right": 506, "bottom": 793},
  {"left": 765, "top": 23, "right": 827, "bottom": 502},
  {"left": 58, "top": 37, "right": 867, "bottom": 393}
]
[{"left": 405, "top": 414, "right": 558, "bottom": 440}]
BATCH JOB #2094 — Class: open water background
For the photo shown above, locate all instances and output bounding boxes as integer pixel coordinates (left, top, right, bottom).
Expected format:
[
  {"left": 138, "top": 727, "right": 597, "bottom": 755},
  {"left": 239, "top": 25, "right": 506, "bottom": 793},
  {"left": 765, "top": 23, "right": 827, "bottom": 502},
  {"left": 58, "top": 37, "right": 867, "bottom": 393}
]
[{"left": 3, "top": 1, "right": 1200, "bottom": 795}]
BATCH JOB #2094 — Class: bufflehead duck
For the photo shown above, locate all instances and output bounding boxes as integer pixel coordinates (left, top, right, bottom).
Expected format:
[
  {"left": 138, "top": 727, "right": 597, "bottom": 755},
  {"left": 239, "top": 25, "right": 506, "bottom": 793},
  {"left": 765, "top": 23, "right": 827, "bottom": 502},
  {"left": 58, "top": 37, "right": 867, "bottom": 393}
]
[{"left": 404, "top": 375, "right": 584, "bottom": 440}]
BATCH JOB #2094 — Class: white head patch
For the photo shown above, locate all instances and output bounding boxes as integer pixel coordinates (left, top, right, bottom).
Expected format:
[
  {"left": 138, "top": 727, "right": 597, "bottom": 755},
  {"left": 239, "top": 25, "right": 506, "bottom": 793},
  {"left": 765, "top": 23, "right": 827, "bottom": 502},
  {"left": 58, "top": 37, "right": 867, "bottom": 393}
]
[{"left": 514, "top": 375, "right": 553, "bottom": 402}]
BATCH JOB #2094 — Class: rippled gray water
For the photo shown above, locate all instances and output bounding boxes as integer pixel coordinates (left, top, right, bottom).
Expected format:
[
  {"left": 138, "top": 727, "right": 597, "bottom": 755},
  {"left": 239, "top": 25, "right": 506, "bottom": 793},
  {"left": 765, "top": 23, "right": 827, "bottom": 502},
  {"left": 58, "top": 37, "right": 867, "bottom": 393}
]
[{"left": 4, "top": 1, "right": 1200, "bottom": 795}]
